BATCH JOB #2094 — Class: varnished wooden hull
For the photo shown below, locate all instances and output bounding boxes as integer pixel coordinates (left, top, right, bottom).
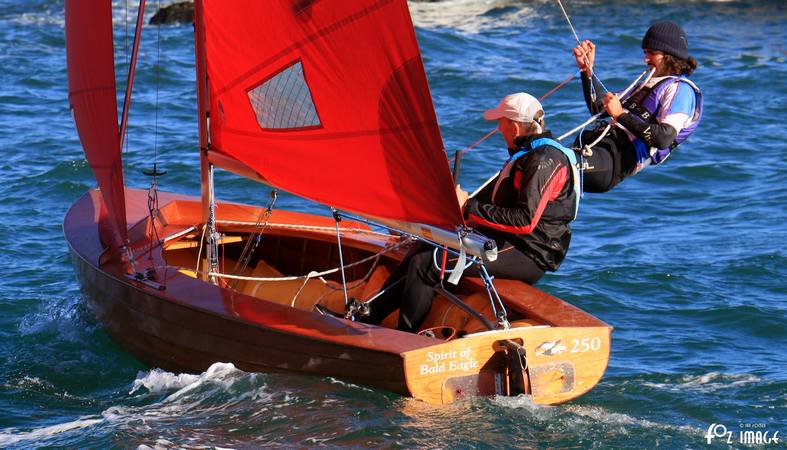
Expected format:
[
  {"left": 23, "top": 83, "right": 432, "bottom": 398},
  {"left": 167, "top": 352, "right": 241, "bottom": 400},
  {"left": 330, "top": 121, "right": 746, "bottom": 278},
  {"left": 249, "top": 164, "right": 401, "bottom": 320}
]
[
  {"left": 65, "top": 188, "right": 612, "bottom": 404},
  {"left": 70, "top": 250, "right": 413, "bottom": 394}
]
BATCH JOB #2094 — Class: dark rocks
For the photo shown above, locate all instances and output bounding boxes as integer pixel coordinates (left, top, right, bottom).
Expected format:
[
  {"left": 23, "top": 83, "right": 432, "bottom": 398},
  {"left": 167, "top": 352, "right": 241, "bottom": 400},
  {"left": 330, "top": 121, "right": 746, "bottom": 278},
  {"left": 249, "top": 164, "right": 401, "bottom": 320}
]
[{"left": 149, "top": 1, "right": 194, "bottom": 25}]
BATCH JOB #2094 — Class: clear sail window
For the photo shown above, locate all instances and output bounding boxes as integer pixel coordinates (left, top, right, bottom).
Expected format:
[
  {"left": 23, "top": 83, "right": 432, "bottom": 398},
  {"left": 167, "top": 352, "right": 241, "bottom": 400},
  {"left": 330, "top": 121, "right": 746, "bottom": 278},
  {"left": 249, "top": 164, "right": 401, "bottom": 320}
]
[{"left": 247, "top": 60, "right": 321, "bottom": 130}]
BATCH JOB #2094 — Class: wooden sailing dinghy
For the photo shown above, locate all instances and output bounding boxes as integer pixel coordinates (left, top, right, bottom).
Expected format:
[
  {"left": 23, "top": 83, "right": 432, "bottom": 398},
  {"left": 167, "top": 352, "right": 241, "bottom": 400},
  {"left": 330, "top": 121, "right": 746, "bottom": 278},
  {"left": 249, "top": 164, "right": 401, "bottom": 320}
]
[{"left": 64, "top": 0, "right": 611, "bottom": 405}]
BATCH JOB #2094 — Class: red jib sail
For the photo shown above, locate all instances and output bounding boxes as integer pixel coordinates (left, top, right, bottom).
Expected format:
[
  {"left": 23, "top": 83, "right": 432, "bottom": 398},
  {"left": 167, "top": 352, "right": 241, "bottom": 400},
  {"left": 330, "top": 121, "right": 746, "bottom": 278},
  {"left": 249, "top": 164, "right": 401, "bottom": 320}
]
[
  {"left": 65, "top": 0, "right": 127, "bottom": 249},
  {"left": 200, "top": 0, "right": 463, "bottom": 231}
]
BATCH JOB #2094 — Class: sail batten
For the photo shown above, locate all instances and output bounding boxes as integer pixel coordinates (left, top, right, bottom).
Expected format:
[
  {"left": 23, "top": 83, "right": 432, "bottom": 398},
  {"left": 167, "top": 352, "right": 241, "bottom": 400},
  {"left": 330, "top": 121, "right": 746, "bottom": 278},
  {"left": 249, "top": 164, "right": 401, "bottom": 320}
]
[
  {"left": 65, "top": 0, "right": 127, "bottom": 250},
  {"left": 201, "top": 0, "right": 464, "bottom": 231}
]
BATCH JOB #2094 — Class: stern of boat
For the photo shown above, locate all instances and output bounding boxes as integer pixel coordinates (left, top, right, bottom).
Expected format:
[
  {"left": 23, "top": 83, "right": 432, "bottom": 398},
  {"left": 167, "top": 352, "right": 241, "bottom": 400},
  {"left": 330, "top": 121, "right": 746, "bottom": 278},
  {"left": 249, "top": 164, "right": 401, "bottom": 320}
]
[{"left": 401, "top": 323, "right": 611, "bottom": 405}]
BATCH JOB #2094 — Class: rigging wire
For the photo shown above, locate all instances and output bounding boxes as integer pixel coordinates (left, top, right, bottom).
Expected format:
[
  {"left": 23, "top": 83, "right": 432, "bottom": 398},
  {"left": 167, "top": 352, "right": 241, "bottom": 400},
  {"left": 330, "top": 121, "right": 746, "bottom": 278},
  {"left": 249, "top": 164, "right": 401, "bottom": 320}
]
[
  {"left": 231, "top": 189, "right": 278, "bottom": 287},
  {"left": 122, "top": 0, "right": 130, "bottom": 184},
  {"left": 145, "top": 0, "right": 167, "bottom": 271},
  {"left": 332, "top": 209, "right": 351, "bottom": 312},
  {"left": 554, "top": 0, "right": 609, "bottom": 94},
  {"left": 124, "top": 1, "right": 128, "bottom": 66},
  {"left": 153, "top": 0, "right": 161, "bottom": 166}
]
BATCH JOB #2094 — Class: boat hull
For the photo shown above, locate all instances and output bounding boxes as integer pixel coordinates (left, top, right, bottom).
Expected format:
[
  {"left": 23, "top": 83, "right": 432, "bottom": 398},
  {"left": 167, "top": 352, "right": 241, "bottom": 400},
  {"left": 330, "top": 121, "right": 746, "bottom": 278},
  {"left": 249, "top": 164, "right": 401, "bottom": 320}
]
[
  {"left": 65, "top": 188, "right": 611, "bottom": 404},
  {"left": 70, "top": 248, "right": 412, "bottom": 394}
]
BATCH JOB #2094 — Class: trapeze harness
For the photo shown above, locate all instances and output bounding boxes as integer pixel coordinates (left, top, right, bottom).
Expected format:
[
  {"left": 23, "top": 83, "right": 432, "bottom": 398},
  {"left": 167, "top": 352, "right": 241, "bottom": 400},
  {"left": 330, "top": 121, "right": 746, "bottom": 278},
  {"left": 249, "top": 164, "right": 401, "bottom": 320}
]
[
  {"left": 493, "top": 137, "right": 581, "bottom": 220},
  {"left": 620, "top": 76, "right": 704, "bottom": 169}
]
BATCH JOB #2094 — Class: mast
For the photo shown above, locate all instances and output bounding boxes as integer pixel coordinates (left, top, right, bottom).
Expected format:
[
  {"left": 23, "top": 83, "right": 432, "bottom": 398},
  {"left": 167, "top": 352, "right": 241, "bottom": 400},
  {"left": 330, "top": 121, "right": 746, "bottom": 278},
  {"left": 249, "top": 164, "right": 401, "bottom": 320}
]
[
  {"left": 118, "top": 0, "right": 146, "bottom": 151},
  {"left": 193, "top": 0, "right": 218, "bottom": 282}
]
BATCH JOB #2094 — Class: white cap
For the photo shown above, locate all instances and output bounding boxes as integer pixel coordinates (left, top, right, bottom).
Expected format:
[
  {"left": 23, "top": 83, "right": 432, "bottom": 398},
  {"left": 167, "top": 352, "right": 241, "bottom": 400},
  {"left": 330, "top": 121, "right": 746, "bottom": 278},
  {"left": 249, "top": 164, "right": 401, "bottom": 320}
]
[{"left": 483, "top": 92, "right": 544, "bottom": 124}]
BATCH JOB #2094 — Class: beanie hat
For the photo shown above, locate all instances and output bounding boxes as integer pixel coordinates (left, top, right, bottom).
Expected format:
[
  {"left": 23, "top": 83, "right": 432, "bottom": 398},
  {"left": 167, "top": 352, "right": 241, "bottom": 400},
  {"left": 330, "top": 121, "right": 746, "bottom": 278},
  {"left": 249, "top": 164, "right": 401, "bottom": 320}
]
[{"left": 641, "top": 21, "right": 689, "bottom": 60}]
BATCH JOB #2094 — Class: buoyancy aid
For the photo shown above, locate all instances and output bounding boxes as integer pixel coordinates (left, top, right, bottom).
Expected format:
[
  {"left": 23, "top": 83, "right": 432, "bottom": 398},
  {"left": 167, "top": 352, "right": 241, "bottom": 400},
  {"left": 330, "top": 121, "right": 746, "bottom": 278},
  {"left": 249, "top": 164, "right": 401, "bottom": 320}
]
[
  {"left": 493, "top": 137, "right": 581, "bottom": 220},
  {"left": 621, "top": 76, "right": 704, "bottom": 166}
]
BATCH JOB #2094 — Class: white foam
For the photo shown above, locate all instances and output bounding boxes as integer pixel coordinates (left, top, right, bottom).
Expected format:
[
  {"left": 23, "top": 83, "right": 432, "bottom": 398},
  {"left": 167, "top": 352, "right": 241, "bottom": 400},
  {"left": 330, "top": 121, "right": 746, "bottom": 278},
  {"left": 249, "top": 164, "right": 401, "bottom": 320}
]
[
  {"left": 18, "top": 295, "right": 86, "bottom": 340},
  {"left": 564, "top": 405, "right": 702, "bottom": 436},
  {"left": 643, "top": 372, "right": 761, "bottom": 393},
  {"left": 130, "top": 368, "right": 201, "bottom": 395},
  {"left": 0, "top": 416, "right": 103, "bottom": 447},
  {"left": 136, "top": 438, "right": 192, "bottom": 450},
  {"left": 130, "top": 362, "right": 242, "bottom": 396},
  {"left": 3, "top": 376, "right": 85, "bottom": 401},
  {"left": 326, "top": 377, "right": 374, "bottom": 392},
  {"left": 492, "top": 394, "right": 549, "bottom": 411},
  {"left": 2, "top": 364, "right": 262, "bottom": 447},
  {"left": 493, "top": 396, "right": 702, "bottom": 436},
  {"left": 13, "top": 376, "right": 52, "bottom": 389},
  {"left": 166, "top": 362, "right": 243, "bottom": 400},
  {"left": 13, "top": 11, "right": 65, "bottom": 27}
]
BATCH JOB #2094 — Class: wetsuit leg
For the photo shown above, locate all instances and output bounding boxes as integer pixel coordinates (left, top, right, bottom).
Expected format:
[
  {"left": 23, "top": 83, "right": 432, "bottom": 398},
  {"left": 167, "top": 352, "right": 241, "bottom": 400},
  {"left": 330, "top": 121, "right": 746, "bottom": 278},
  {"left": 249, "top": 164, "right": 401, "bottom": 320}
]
[
  {"left": 397, "top": 244, "right": 545, "bottom": 332},
  {"left": 362, "top": 243, "right": 424, "bottom": 325},
  {"left": 397, "top": 249, "right": 441, "bottom": 332},
  {"left": 577, "top": 128, "right": 635, "bottom": 193},
  {"left": 579, "top": 136, "right": 616, "bottom": 193},
  {"left": 370, "top": 244, "right": 544, "bottom": 332},
  {"left": 483, "top": 244, "right": 544, "bottom": 284}
]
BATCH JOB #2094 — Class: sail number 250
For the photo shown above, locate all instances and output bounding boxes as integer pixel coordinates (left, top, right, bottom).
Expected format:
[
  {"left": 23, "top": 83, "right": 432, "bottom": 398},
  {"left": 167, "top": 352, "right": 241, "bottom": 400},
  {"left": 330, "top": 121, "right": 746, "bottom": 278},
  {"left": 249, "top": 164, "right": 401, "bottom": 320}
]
[{"left": 570, "top": 337, "right": 602, "bottom": 353}]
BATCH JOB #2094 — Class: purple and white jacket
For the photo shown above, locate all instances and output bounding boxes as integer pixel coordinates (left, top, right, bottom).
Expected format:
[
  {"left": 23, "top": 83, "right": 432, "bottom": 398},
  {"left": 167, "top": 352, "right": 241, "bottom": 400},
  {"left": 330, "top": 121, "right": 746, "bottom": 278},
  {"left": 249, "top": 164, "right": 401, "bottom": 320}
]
[{"left": 619, "top": 75, "right": 704, "bottom": 174}]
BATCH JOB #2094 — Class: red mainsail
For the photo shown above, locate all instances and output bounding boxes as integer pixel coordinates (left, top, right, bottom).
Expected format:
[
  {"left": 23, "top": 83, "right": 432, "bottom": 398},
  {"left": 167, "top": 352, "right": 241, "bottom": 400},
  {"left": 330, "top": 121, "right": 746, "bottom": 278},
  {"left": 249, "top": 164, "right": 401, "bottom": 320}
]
[
  {"left": 65, "top": 0, "right": 127, "bottom": 249},
  {"left": 200, "top": 0, "right": 463, "bottom": 231}
]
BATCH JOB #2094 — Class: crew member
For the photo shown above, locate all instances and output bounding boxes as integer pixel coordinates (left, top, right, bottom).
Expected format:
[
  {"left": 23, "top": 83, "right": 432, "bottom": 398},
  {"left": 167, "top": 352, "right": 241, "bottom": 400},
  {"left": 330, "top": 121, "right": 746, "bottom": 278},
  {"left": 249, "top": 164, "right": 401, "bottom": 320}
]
[
  {"left": 574, "top": 21, "right": 704, "bottom": 192},
  {"left": 366, "top": 93, "right": 580, "bottom": 332}
]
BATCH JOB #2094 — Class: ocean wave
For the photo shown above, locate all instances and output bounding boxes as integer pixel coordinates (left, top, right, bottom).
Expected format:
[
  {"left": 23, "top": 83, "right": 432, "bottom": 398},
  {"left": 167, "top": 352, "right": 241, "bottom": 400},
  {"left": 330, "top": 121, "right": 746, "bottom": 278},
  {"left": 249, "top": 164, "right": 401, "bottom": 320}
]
[
  {"left": 9, "top": 11, "right": 64, "bottom": 27},
  {"left": 137, "top": 439, "right": 237, "bottom": 450},
  {"left": 129, "top": 362, "right": 249, "bottom": 400},
  {"left": 0, "top": 416, "right": 103, "bottom": 447},
  {"left": 2, "top": 376, "right": 86, "bottom": 402},
  {"left": 0, "top": 363, "right": 265, "bottom": 448},
  {"left": 17, "top": 294, "right": 91, "bottom": 342},
  {"left": 491, "top": 394, "right": 553, "bottom": 416},
  {"left": 129, "top": 368, "right": 202, "bottom": 396},
  {"left": 643, "top": 372, "right": 762, "bottom": 393},
  {"left": 567, "top": 404, "right": 702, "bottom": 435},
  {"left": 325, "top": 376, "right": 375, "bottom": 392},
  {"left": 493, "top": 395, "right": 703, "bottom": 437},
  {"left": 409, "top": 0, "right": 537, "bottom": 33}
]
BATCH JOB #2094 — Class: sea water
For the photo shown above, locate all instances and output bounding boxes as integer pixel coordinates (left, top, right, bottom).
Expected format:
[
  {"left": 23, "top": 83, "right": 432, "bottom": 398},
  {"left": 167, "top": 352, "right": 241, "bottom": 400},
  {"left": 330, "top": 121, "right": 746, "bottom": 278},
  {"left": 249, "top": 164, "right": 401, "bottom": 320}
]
[{"left": 0, "top": 0, "right": 784, "bottom": 448}]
